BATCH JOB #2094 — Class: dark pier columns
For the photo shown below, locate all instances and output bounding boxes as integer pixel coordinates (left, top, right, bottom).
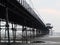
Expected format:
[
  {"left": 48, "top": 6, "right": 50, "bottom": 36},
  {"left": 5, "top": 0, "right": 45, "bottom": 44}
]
[
  {"left": 22, "top": 26, "right": 36, "bottom": 43},
  {"left": 36, "top": 29, "right": 42, "bottom": 37},
  {"left": 32, "top": 28, "right": 35, "bottom": 38},
  {"left": 30, "top": 28, "right": 32, "bottom": 42},
  {"left": 25, "top": 27, "right": 28, "bottom": 43},
  {"left": 22, "top": 26, "right": 25, "bottom": 43},
  {"left": 5, "top": 8, "right": 10, "bottom": 45},
  {"left": 5, "top": 24, "right": 7, "bottom": 42},
  {"left": 0, "top": 29, "right": 1, "bottom": 42},
  {"left": 22, "top": 26, "right": 28, "bottom": 43},
  {"left": 22, "top": 26, "right": 24, "bottom": 43},
  {"left": 13, "top": 24, "right": 17, "bottom": 43},
  {"left": 12, "top": 23, "right": 14, "bottom": 42},
  {"left": 34, "top": 29, "right": 36, "bottom": 37},
  {"left": 36, "top": 29, "right": 39, "bottom": 37},
  {"left": 12, "top": 23, "right": 17, "bottom": 43},
  {"left": 0, "top": 20, "right": 1, "bottom": 42}
]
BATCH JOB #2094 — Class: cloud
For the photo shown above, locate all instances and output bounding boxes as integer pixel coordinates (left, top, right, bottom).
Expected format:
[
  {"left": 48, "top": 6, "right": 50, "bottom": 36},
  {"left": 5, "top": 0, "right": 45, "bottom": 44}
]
[{"left": 37, "top": 8, "right": 60, "bottom": 15}]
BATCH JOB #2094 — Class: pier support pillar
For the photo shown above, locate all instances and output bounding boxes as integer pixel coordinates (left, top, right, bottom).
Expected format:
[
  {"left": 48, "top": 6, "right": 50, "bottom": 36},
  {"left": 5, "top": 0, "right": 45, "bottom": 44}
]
[
  {"left": 25, "top": 27, "right": 28, "bottom": 43},
  {"left": 22, "top": 26, "right": 28, "bottom": 43},
  {"left": 22, "top": 26, "right": 24, "bottom": 43},
  {"left": 6, "top": 8, "right": 10, "bottom": 45},
  {"left": 5, "top": 24, "right": 7, "bottom": 42},
  {"left": 12, "top": 23, "right": 17, "bottom": 43},
  {"left": 32, "top": 28, "right": 35, "bottom": 38},
  {"left": 14, "top": 24, "right": 17, "bottom": 43},
  {"left": 0, "top": 20, "right": 1, "bottom": 43}
]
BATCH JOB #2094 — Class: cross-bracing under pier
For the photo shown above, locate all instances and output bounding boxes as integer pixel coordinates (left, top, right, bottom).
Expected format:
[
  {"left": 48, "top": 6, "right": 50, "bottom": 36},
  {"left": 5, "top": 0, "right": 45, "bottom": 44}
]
[{"left": 0, "top": 19, "right": 47, "bottom": 44}]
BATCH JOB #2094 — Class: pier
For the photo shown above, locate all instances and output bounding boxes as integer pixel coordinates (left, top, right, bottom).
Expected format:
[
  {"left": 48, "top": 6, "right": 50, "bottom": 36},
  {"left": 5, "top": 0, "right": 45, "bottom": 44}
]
[{"left": 0, "top": 0, "right": 50, "bottom": 45}]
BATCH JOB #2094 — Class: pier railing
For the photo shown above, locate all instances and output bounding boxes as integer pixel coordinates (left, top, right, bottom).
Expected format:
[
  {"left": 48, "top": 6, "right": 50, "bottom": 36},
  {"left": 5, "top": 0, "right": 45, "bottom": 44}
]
[{"left": 16, "top": 0, "right": 43, "bottom": 24}]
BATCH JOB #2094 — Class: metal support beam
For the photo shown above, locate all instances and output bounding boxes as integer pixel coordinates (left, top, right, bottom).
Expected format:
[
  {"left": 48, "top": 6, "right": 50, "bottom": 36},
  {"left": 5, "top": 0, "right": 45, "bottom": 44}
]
[
  {"left": 36, "top": 29, "right": 37, "bottom": 37},
  {"left": 12, "top": 23, "right": 17, "bottom": 43},
  {"left": 14, "top": 24, "right": 17, "bottom": 43},
  {"left": 6, "top": 8, "right": 10, "bottom": 45},
  {"left": 23, "top": 18, "right": 28, "bottom": 43},
  {"left": 0, "top": 20, "right": 1, "bottom": 43},
  {"left": 12, "top": 23, "right": 14, "bottom": 43},
  {"left": 30, "top": 28, "right": 31, "bottom": 43},
  {"left": 32, "top": 28, "right": 35, "bottom": 38},
  {"left": 22, "top": 26, "right": 28, "bottom": 43},
  {"left": 22, "top": 26, "right": 24, "bottom": 43},
  {"left": 5, "top": 24, "right": 7, "bottom": 42},
  {"left": 0, "top": 29, "right": 1, "bottom": 43},
  {"left": 25, "top": 27, "right": 27, "bottom": 43}
]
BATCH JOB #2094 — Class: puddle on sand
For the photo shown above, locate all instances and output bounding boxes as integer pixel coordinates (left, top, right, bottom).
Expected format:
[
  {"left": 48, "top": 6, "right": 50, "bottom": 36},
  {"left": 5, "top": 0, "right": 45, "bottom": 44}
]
[{"left": 31, "top": 41, "right": 45, "bottom": 43}]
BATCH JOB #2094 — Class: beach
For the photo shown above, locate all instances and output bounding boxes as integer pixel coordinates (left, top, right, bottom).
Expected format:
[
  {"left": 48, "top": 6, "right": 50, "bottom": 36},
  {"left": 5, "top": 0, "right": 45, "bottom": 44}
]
[{"left": 0, "top": 33, "right": 60, "bottom": 45}]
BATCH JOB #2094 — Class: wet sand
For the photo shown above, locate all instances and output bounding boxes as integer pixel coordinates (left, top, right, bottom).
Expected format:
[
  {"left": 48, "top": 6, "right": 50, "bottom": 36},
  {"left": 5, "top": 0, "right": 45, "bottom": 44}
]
[
  {"left": 0, "top": 36, "right": 60, "bottom": 45},
  {"left": 30, "top": 35, "right": 60, "bottom": 45}
]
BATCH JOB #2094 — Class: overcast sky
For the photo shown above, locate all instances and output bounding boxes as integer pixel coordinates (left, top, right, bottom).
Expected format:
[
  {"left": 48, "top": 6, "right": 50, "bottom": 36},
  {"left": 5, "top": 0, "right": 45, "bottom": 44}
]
[{"left": 26, "top": 0, "right": 60, "bottom": 32}]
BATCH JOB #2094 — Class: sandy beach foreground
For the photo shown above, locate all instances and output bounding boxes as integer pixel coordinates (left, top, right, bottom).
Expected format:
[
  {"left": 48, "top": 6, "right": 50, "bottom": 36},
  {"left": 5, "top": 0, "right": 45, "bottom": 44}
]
[
  {"left": 0, "top": 35, "right": 60, "bottom": 45},
  {"left": 19, "top": 36, "right": 60, "bottom": 45},
  {"left": 30, "top": 35, "right": 60, "bottom": 45}
]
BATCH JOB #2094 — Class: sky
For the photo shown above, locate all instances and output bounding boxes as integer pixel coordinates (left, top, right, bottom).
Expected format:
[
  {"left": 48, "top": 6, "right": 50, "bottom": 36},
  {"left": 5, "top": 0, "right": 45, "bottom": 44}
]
[{"left": 26, "top": 0, "right": 60, "bottom": 32}]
